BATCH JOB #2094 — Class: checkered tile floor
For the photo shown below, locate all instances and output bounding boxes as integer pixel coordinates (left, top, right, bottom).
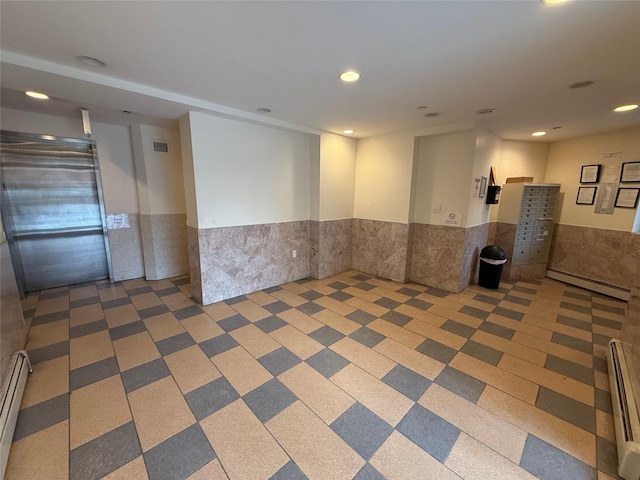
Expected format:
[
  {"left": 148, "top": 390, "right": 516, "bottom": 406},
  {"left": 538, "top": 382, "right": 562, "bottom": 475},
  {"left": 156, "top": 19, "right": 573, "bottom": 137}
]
[{"left": 5, "top": 271, "right": 627, "bottom": 480}]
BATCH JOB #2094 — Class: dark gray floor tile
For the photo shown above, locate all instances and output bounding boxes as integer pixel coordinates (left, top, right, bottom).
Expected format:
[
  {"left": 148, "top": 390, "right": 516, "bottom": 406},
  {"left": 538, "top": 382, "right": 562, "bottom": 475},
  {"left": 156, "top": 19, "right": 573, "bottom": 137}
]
[
  {"left": 536, "top": 387, "right": 595, "bottom": 433},
  {"left": 199, "top": 334, "right": 239, "bottom": 357},
  {"left": 22, "top": 308, "right": 35, "bottom": 320},
  {"left": 381, "top": 310, "right": 412, "bottom": 327},
  {"left": 109, "top": 320, "right": 147, "bottom": 341},
  {"left": 564, "top": 291, "right": 592, "bottom": 302},
  {"left": 69, "top": 296, "right": 101, "bottom": 309},
  {"left": 296, "top": 277, "right": 312, "bottom": 284},
  {"left": 425, "top": 286, "right": 450, "bottom": 298},
  {"left": 593, "top": 356, "right": 608, "bottom": 374},
  {"left": 406, "top": 297, "right": 433, "bottom": 310},
  {"left": 138, "top": 304, "right": 170, "bottom": 319},
  {"left": 397, "top": 287, "right": 421, "bottom": 297},
  {"left": 173, "top": 305, "right": 203, "bottom": 320},
  {"left": 502, "top": 294, "right": 531, "bottom": 306},
  {"left": 331, "top": 403, "right": 392, "bottom": 460},
  {"left": 296, "top": 302, "right": 325, "bottom": 315},
  {"left": 478, "top": 321, "right": 516, "bottom": 340},
  {"left": 474, "top": 294, "right": 500, "bottom": 306},
  {"left": 70, "top": 356, "right": 120, "bottom": 391},
  {"left": 492, "top": 305, "right": 524, "bottom": 321},
  {"left": 264, "top": 300, "right": 291, "bottom": 315},
  {"left": 309, "top": 325, "right": 345, "bottom": 346},
  {"left": 593, "top": 333, "right": 610, "bottom": 346},
  {"left": 97, "top": 280, "right": 118, "bottom": 289},
  {"left": 70, "top": 319, "right": 108, "bottom": 339},
  {"left": 435, "top": 366, "right": 486, "bottom": 403},
  {"left": 127, "top": 286, "right": 153, "bottom": 296},
  {"left": 551, "top": 332, "right": 592, "bottom": 354},
  {"left": 70, "top": 422, "right": 142, "bottom": 480},
  {"left": 263, "top": 285, "right": 283, "bottom": 293},
  {"left": 254, "top": 315, "right": 287, "bottom": 333},
  {"left": 258, "top": 347, "right": 301, "bottom": 376},
  {"left": 353, "top": 463, "right": 385, "bottom": 480},
  {"left": 102, "top": 297, "right": 132, "bottom": 310},
  {"left": 38, "top": 289, "right": 69, "bottom": 300},
  {"left": 520, "top": 434, "right": 596, "bottom": 480},
  {"left": 329, "top": 290, "right": 354, "bottom": 302},
  {"left": 596, "top": 436, "right": 619, "bottom": 478},
  {"left": 172, "top": 277, "right": 191, "bottom": 286},
  {"left": 14, "top": 393, "right": 69, "bottom": 440},
  {"left": 31, "top": 310, "right": 69, "bottom": 326},
  {"left": 593, "top": 315, "right": 623, "bottom": 331},
  {"left": 156, "top": 332, "right": 196, "bottom": 356},
  {"left": 270, "top": 461, "right": 308, "bottom": 480},
  {"left": 556, "top": 315, "right": 592, "bottom": 332},
  {"left": 28, "top": 340, "right": 69, "bottom": 365},
  {"left": 328, "top": 281, "right": 349, "bottom": 290},
  {"left": 121, "top": 358, "right": 171, "bottom": 393},
  {"left": 441, "top": 320, "right": 475, "bottom": 339},
  {"left": 217, "top": 314, "right": 251, "bottom": 332},
  {"left": 545, "top": 355, "right": 594, "bottom": 386},
  {"left": 382, "top": 364, "right": 431, "bottom": 401},
  {"left": 185, "top": 377, "right": 240, "bottom": 420},
  {"left": 396, "top": 404, "right": 460, "bottom": 462},
  {"left": 354, "top": 282, "right": 376, "bottom": 291},
  {"left": 595, "top": 388, "right": 613, "bottom": 414},
  {"left": 300, "top": 290, "right": 323, "bottom": 301},
  {"left": 459, "top": 305, "right": 489, "bottom": 320},
  {"left": 522, "top": 279, "right": 542, "bottom": 286},
  {"left": 593, "top": 303, "right": 626, "bottom": 316},
  {"left": 156, "top": 286, "right": 181, "bottom": 297},
  {"left": 374, "top": 297, "right": 400, "bottom": 309},
  {"left": 243, "top": 378, "right": 297, "bottom": 423},
  {"left": 225, "top": 294, "right": 248, "bottom": 305},
  {"left": 347, "top": 309, "right": 377, "bottom": 326},
  {"left": 352, "top": 273, "right": 372, "bottom": 281},
  {"left": 349, "top": 327, "right": 386, "bottom": 348},
  {"left": 144, "top": 424, "right": 215, "bottom": 480},
  {"left": 306, "top": 348, "right": 349, "bottom": 377},
  {"left": 560, "top": 301, "right": 592, "bottom": 315},
  {"left": 416, "top": 338, "right": 457, "bottom": 364},
  {"left": 461, "top": 340, "right": 502, "bottom": 366},
  {"left": 511, "top": 285, "right": 537, "bottom": 295}
]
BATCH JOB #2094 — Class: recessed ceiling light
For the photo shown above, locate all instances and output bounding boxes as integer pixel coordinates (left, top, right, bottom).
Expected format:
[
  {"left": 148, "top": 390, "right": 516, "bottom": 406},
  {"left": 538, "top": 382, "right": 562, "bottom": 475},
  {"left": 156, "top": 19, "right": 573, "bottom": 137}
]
[
  {"left": 25, "top": 91, "right": 49, "bottom": 100},
  {"left": 424, "top": 113, "right": 440, "bottom": 118},
  {"left": 343, "top": 129, "right": 355, "bottom": 134},
  {"left": 75, "top": 55, "right": 107, "bottom": 67},
  {"left": 532, "top": 131, "right": 547, "bottom": 137},
  {"left": 340, "top": 71, "right": 360, "bottom": 82},
  {"left": 614, "top": 104, "right": 638, "bottom": 112},
  {"left": 475, "top": 108, "right": 496, "bottom": 115},
  {"left": 542, "top": 0, "right": 570, "bottom": 4},
  {"left": 417, "top": 106, "right": 428, "bottom": 110},
  {"left": 256, "top": 107, "right": 272, "bottom": 114},
  {"left": 569, "top": 81, "right": 594, "bottom": 89}
]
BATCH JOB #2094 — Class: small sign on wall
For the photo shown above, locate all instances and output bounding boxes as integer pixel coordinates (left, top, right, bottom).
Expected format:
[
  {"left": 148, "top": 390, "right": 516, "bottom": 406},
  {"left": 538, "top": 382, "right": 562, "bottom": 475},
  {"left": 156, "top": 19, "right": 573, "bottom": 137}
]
[
  {"left": 442, "top": 211, "right": 462, "bottom": 226},
  {"left": 106, "top": 213, "right": 130, "bottom": 229}
]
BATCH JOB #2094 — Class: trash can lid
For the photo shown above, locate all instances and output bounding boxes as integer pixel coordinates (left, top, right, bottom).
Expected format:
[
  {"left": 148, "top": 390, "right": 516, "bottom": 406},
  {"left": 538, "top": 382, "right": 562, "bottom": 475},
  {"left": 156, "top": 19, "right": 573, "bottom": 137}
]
[{"left": 480, "top": 245, "right": 506, "bottom": 260}]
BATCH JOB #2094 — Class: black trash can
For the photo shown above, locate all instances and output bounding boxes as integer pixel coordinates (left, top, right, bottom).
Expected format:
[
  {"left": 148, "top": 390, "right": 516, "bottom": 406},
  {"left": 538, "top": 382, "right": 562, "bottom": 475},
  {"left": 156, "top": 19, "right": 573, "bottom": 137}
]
[{"left": 478, "top": 245, "right": 507, "bottom": 289}]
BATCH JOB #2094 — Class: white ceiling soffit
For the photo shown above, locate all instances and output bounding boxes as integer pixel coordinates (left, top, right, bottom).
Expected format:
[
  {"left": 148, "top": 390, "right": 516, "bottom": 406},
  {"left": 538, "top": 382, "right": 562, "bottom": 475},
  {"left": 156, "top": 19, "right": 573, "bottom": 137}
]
[{"left": 0, "top": 1, "right": 639, "bottom": 140}]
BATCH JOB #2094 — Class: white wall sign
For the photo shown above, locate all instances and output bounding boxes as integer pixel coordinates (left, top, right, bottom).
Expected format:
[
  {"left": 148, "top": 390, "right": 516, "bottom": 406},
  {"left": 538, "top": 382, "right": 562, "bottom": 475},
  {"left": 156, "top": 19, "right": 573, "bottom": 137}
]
[
  {"left": 106, "top": 213, "right": 130, "bottom": 229},
  {"left": 442, "top": 211, "right": 462, "bottom": 226}
]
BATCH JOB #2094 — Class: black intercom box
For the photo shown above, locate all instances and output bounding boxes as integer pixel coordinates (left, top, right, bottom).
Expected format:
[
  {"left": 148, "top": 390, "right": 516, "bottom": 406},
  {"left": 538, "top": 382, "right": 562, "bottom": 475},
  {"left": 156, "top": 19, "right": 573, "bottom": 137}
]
[{"left": 486, "top": 185, "right": 501, "bottom": 204}]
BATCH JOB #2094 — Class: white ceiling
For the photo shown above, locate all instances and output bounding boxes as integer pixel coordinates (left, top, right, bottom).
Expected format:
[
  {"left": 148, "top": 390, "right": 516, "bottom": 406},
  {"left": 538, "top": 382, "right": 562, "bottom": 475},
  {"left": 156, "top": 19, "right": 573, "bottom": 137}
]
[{"left": 1, "top": 1, "right": 639, "bottom": 141}]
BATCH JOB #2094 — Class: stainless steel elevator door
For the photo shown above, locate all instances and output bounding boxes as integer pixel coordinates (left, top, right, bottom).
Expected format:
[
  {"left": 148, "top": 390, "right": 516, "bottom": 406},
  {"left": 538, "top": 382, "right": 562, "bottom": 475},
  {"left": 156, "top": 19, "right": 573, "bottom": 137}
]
[{"left": 0, "top": 131, "right": 112, "bottom": 293}]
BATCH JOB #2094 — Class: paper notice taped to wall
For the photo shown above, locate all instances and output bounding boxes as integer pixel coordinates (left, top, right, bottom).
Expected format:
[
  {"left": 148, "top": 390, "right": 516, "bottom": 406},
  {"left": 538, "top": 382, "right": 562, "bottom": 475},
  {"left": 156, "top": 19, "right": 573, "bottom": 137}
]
[{"left": 106, "top": 213, "right": 130, "bottom": 229}]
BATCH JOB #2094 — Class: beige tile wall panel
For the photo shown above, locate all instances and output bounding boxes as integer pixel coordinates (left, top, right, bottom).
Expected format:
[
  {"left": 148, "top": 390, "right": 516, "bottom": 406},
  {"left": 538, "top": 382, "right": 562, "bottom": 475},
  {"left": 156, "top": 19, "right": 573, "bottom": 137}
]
[{"left": 352, "top": 218, "right": 410, "bottom": 283}]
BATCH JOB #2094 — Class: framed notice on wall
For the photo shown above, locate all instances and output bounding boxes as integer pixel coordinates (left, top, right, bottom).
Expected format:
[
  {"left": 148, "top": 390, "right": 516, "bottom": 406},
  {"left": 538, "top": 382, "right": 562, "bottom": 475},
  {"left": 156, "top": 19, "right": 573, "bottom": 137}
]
[
  {"left": 615, "top": 188, "right": 639, "bottom": 208},
  {"left": 620, "top": 162, "right": 640, "bottom": 183},
  {"left": 576, "top": 186, "right": 597, "bottom": 205},
  {"left": 580, "top": 164, "right": 601, "bottom": 183}
]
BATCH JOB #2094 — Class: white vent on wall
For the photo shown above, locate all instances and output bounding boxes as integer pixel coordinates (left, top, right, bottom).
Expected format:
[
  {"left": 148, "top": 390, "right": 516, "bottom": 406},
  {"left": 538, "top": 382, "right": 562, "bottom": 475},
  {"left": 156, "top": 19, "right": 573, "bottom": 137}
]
[{"left": 152, "top": 140, "right": 169, "bottom": 153}]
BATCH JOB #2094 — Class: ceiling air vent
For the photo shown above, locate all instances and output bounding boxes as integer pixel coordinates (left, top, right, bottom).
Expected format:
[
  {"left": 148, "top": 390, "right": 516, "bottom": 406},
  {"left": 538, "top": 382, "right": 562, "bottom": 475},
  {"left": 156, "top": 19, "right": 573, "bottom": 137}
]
[{"left": 152, "top": 141, "right": 169, "bottom": 153}]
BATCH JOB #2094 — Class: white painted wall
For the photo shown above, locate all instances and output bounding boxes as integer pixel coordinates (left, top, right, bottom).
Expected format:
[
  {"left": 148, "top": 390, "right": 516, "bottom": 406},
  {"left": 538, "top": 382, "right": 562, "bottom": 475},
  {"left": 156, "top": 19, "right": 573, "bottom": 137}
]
[
  {"left": 179, "top": 114, "right": 199, "bottom": 228},
  {"left": 319, "top": 133, "right": 356, "bottom": 221},
  {"left": 544, "top": 126, "right": 640, "bottom": 231},
  {"left": 467, "top": 128, "right": 501, "bottom": 227},
  {"left": 309, "top": 135, "right": 320, "bottom": 222},
  {"left": 183, "top": 111, "right": 312, "bottom": 229}
]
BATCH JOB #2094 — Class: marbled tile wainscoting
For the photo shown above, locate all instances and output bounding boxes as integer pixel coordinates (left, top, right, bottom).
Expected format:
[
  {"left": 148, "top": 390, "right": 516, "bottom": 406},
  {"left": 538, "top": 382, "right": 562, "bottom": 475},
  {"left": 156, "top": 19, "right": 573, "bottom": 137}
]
[
  {"left": 187, "top": 226, "right": 202, "bottom": 303},
  {"left": 548, "top": 224, "right": 640, "bottom": 291},
  {"left": 316, "top": 219, "right": 353, "bottom": 279},
  {"left": 622, "top": 284, "right": 640, "bottom": 368},
  {"left": 140, "top": 214, "right": 189, "bottom": 281},
  {"left": 196, "top": 221, "right": 310, "bottom": 305},
  {"left": 352, "top": 219, "right": 409, "bottom": 283},
  {"left": 460, "top": 223, "right": 490, "bottom": 289},
  {"left": 490, "top": 223, "right": 516, "bottom": 281},
  {"left": 107, "top": 214, "right": 145, "bottom": 282},
  {"left": 309, "top": 221, "right": 320, "bottom": 279}
]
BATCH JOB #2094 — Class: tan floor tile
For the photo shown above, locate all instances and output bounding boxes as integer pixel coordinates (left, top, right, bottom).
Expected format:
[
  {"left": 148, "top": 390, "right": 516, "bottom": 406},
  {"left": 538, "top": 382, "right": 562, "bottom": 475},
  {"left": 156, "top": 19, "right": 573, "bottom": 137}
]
[
  {"left": 245, "top": 290, "right": 277, "bottom": 306},
  {"left": 598, "top": 471, "right": 619, "bottom": 480},
  {"left": 277, "top": 308, "right": 323, "bottom": 333},
  {"left": 593, "top": 344, "right": 608, "bottom": 359},
  {"left": 331, "top": 363, "right": 414, "bottom": 426},
  {"left": 229, "top": 324, "right": 281, "bottom": 358},
  {"left": 369, "top": 287, "right": 411, "bottom": 303},
  {"left": 344, "top": 297, "right": 389, "bottom": 317},
  {"left": 471, "top": 330, "right": 547, "bottom": 367},
  {"left": 21, "top": 293, "right": 39, "bottom": 311},
  {"left": 230, "top": 299, "right": 271, "bottom": 321},
  {"left": 104, "top": 303, "right": 141, "bottom": 329},
  {"left": 427, "top": 304, "right": 484, "bottom": 329},
  {"left": 188, "top": 459, "right": 229, "bottom": 480},
  {"left": 304, "top": 281, "right": 337, "bottom": 295},
  {"left": 370, "top": 430, "right": 460, "bottom": 480},
  {"left": 330, "top": 337, "right": 396, "bottom": 378},
  {"left": 179, "top": 283, "right": 192, "bottom": 297},
  {"left": 165, "top": 345, "right": 221, "bottom": 394},
  {"left": 449, "top": 297, "right": 494, "bottom": 312},
  {"left": 498, "top": 354, "right": 594, "bottom": 406},
  {"left": 450, "top": 353, "right": 539, "bottom": 404},
  {"left": 367, "top": 318, "right": 425, "bottom": 349},
  {"left": 201, "top": 399, "right": 288, "bottom": 480},
  {"left": 592, "top": 308, "right": 626, "bottom": 323},
  {"left": 596, "top": 410, "right": 616, "bottom": 443},
  {"left": 22, "top": 355, "right": 69, "bottom": 409},
  {"left": 121, "top": 278, "right": 149, "bottom": 290},
  {"left": 419, "top": 384, "right": 528, "bottom": 464},
  {"left": 34, "top": 296, "right": 69, "bottom": 317},
  {"left": 521, "top": 315, "right": 592, "bottom": 342},
  {"left": 594, "top": 370, "right": 610, "bottom": 392},
  {"left": 113, "top": 331, "right": 160, "bottom": 372},
  {"left": 144, "top": 312, "right": 186, "bottom": 341},
  {"left": 201, "top": 301, "right": 237, "bottom": 321},
  {"left": 69, "top": 285, "right": 98, "bottom": 302},
  {"left": 342, "top": 286, "right": 382, "bottom": 303},
  {"left": 270, "top": 289, "right": 307, "bottom": 307},
  {"left": 511, "top": 331, "right": 593, "bottom": 368},
  {"left": 130, "top": 291, "right": 163, "bottom": 310},
  {"left": 593, "top": 324, "right": 621, "bottom": 340},
  {"left": 311, "top": 309, "right": 361, "bottom": 335},
  {"left": 147, "top": 279, "right": 175, "bottom": 291},
  {"left": 488, "top": 313, "right": 553, "bottom": 341},
  {"left": 478, "top": 385, "right": 596, "bottom": 467},
  {"left": 181, "top": 313, "right": 225, "bottom": 343},
  {"left": 69, "top": 302, "right": 105, "bottom": 327},
  {"left": 278, "top": 362, "right": 354, "bottom": 424},
  {"left": 70, "top": 374, "right": 132, "bottom": 449},
  {"left": 405, "top": 319, "right": 466, "bottom": 350},
  {"left": 4, "top": 420, "right": 69, "bottom": 480},
  {"left": 281, "top": 281, "right": 313, "bottom": 295},
  {"left": 313, "top": 295, "right": 356, "bottom": 316},
  {"left": 102, "top": 456, "right": 149, "bottom": 480},
  {"left": 98, "top": 285, "right": 128, "bottom": 302},
  {"left": 211, "top": 346, "right": 273, "bottom": 395},
  {"left": 419, "top": 295, "right": 470, "bottom": 314},
  {"left": 26, "top": 319, "right": 69, "bottom": 350},
  {"left": 445, "top": 432, "right": 537, "bottom": 480},
  {"left": 128, "top": 376, "right": 196, "bottom": 451},
  {"left": 162, "top": 291, "right": 196, "bottom": 311},
  {"left": 556, "top": 306, "right": 592, "bottom": 323},
  {"left": 70, "top": 330, "right": 114, "bottom": 370},
  {"left": 266, "top": 401, "right": 365, "bottom": 480},
  {"left": 394, "top": 304, "right": 447, "bottom": 327},
  {"left": 269, "top": 325, "right": 324, "bottom": 360},
  {"left": 373, "top": 338, "right": 445, "bottom": 380}
]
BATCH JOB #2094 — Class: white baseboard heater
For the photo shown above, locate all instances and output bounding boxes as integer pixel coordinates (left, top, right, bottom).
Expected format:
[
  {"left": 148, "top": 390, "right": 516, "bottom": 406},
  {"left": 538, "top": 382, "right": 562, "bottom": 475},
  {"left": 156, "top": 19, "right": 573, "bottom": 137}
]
[
  {"left": 0, "top": 351, "right": 31, "bottom": 480},
  {"left": 547, "top": 269, "right": 630, "bottom": 302},
  {"left": 608, "top": 339, "right": 640, "bottom": 480}
]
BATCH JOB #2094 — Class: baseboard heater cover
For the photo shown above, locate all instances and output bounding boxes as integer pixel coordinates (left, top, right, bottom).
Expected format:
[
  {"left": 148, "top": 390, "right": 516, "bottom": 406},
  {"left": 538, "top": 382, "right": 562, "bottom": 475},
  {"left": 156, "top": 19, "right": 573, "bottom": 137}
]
[
  {"left": 0, "top": 351, "right": 31, "bottom": 480},
  {"left": 608, "top": 339, "right": 640, "bottom": 480},
  {"left": 546, "top": 269, "right": 630, "bottom": 301}
]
